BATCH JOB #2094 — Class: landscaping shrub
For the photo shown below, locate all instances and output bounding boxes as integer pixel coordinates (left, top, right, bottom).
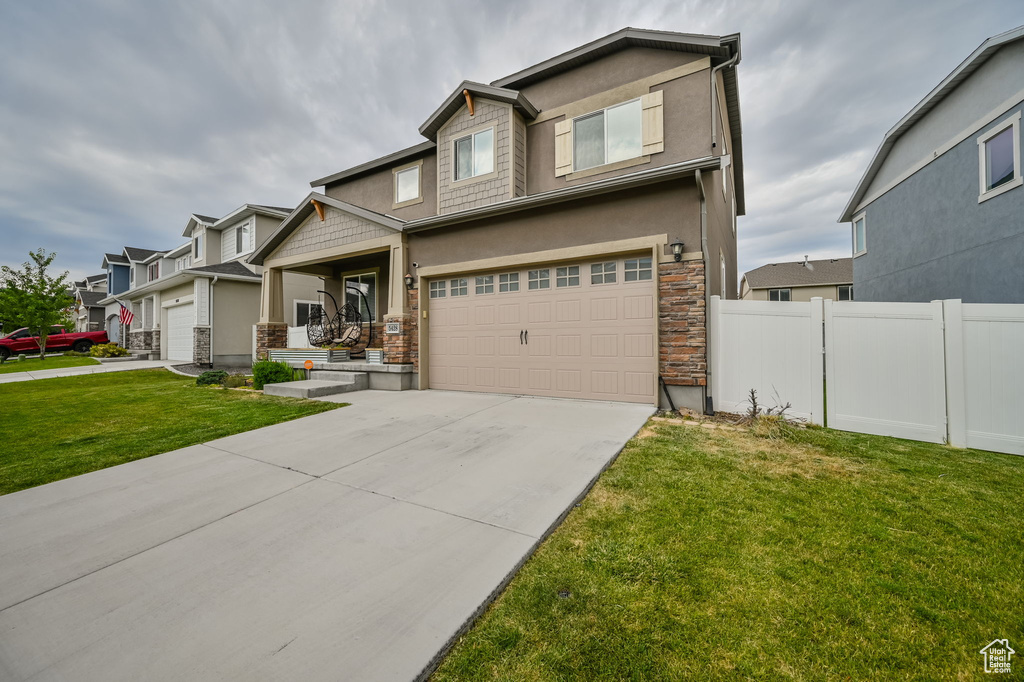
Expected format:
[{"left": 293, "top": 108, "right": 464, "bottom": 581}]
[
  {"left": 89, "top": 343, "right": 130, "bottom": 358},
  {"left": 223, "top": 374, "right": 248, "bottom": 389},
  {"left": 252, "top": 360, "right": 293, "bottom": 390},
  {"left": 196, "top": 370, "right": 229, "bottom": 386},
  {"left": 63, "top": 350, "right": 91, "bottom": 357}
]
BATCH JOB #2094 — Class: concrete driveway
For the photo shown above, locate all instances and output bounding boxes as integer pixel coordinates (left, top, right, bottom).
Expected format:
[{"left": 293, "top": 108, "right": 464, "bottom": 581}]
[{"left": 0, "top": 390, "right": 652, "bottom": 681}]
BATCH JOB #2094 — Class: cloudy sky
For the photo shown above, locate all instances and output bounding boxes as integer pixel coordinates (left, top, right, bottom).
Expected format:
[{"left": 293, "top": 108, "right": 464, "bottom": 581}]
[{"left": 1, "top": 0, "right": 1021, "bottom": 282}]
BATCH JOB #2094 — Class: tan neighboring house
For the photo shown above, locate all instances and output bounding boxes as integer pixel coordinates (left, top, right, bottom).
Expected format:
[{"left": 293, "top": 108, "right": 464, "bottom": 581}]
[
  {"left": 740, "top": 257, "right": 853, "bottom": 301},
  {"left": 251, "top": 27, "right": 744, "bottom": 410},
  {"left": 101, "top": 205, "right": 322, "bottom": 365}
]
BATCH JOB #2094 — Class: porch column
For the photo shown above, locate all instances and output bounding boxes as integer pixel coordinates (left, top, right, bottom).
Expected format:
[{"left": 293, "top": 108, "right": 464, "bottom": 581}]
[
  {"left": 256, "top": 267, "right": 287, "bottom": 358},
  {"left": 383, "top": 238, "right": 416, "bottom": 364}
]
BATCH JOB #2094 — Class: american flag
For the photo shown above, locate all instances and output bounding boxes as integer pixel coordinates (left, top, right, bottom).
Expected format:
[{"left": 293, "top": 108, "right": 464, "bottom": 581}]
[{"left": 119, "top": 303, "right": 134, "bottom": 326}]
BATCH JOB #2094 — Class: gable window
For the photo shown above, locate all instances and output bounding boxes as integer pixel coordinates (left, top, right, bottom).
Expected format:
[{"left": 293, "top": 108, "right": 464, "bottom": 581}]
[
  {"left": 978, "top": 113, "right": 1022, "bottom": 201},
  {"left": 429, "top": 280, "right": 446, "bottom": 299},
  {"left": 294, "top": 300, "right": 323, "bottom": 327},
  {"left": 193, "top": 232, "right": 204, "bottom": 260},
  {"left": 768, "top": 288, "right": 791, "bottom": 302},
  {"left": 528, "top": 269, "right": 550, "bottom": 290},
  {"left": 556, "top": 265, "right": 580, "bottom": 287},
  {"left": 852, "top": 213, "right": 867, "bottom": 256},
  {"left": 591, "top": 262, "right": 616, "bottom": 285},
  {"left": 475, "top": 275, "right": 494, "bottom": 294},
  {"left": 176, "top": 255, "right": 191, "bottom": 271},
  {"left": 573, "top": 99, "right": 642, "bottom": 172},
  {"left": 499, "top": 273, "right": 519, "bottom": 293},
  {"left": 624, "top": 257, "right": 652, "bottom": 281},
  {"left": 454, "top": 128, "right": 494, "bottom": 181},
  {"left": 395, "top": 166, "right": 420, "bottom": 203},
  {"left": 838, "top": 285, "right": 853, "bottom": 301},
  {"left": 148, "top": 263, "right": 159, "bottom": 282},
  {"left": 235, "top": 222, "right": 251, "bottom": 255},
  {"left": 450, "top": 278, "right": 469, "bottom": 296},
  {"left": 344, "top": 273, "right": 377, "bottom": 321}
]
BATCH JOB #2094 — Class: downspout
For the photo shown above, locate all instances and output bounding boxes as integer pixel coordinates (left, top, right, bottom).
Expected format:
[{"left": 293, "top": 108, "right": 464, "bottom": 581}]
[
  {"left": 209, "top": 276, "right": 218, "bottom": 368},
  {"left": 710, "top": 52, "right": 739, "bottom": 152},
  {"left": 695, "top": 168, "right": 714, "bottom": 415}
]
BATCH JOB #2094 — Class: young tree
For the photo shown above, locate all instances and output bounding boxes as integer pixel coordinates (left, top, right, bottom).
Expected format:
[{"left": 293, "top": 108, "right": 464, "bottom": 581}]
[{"left": 0, "top": 249, "right": 74, "bottom": 359}]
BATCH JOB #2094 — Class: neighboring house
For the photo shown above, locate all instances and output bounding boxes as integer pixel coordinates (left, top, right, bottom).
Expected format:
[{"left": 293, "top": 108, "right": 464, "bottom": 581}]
[
  {"left": 98, "top": 252, "right": 133, "bottom": 344},
  {"left": 840, "top": 25, "right": 1024, "bottom": 303},
  {"left": 71, "top": 274, "right": 109, "bottom": 332},
  {"left": 108, "top": 205, "right": 322, "bottom": 365},
  {"left": 741, "top": 257, "right": 853, "bottom": 301},
  {"left": 251, "top": 27, "right": 745, "bottom": 411}
]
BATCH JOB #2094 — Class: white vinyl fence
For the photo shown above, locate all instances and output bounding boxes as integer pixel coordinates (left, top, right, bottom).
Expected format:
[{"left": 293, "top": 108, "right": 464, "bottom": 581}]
[
  {"left": 287, "top": 325, "right": 309, "bottom": 348},
  {"left": 710, "top": 296, "right": 1024, "bottom": 456}
]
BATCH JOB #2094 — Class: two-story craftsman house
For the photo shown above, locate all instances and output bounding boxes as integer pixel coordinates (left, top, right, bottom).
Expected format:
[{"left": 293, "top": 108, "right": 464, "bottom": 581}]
[{"left": 251, "top": 28, "right": 744, "bottom": 410}]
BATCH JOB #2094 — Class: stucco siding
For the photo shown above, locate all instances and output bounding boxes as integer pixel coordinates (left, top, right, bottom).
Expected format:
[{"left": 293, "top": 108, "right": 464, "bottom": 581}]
[
  {"left": 325, "top": 152, "right": 438, "bottom": 220},
  {"left": 437, "top": 99, "right": 512, "bottom": 214},
  {"left": 855, "top": 102, "right": 1024, "bottom": 303},
  {"left": 867, "top": 40, "right": 1024, "bottom": 198},
  {"left": 211, "top": 280, "right": 261, "bottom": 361},
  {"left": 271, "top": 206, "right": 394, "bottom": 261},
  {"left": 283, "top": 272, "right": 325, "bottom": 327}
]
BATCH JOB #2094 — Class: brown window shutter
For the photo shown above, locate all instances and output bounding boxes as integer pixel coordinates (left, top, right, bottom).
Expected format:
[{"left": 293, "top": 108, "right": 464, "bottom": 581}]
[
  {"left": 641, "top": 90, "right": 664, "bottom": 155},
  {"left": 554, "top": 119, "right": 573, "bottom": 177}
]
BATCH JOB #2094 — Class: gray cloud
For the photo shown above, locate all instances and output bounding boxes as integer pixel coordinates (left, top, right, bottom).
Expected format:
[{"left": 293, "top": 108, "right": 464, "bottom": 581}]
[{"left": 1, "top": 0, "right": 1021, "bottom": 281}]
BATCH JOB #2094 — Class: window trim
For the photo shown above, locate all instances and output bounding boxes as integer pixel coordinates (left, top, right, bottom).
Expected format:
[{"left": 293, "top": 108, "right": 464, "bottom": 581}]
[
  {"left": 590, "top": 261, "right": 617, "bottom": 286},
  {"left": 342, "top": 270, "right": 379, "bottom": 321},
  {"left": 977, "top": 111, "right": 1022, "bottom": 203},
  {"left": 768, "top": 288, "right": 792, "bottom": 302},
  {"left": 838, "top": 285, "right": 853, "bottom": 301},
  {"left": 475, "top": 275, "right": 494, "bottom": 295},
  {"left": 572, "top": 97, "right": 643, "bottom": 173},
  {"left": 623, "top": 256, "right": 653, "bottom": 282},
  {"left": 449, "top": 277, "right": 469, "bottom": 297},
  {"left": 393, "top": 160, "right": 423, "bottom": 208},
  {"left": 192, "top": 230, "right": 204, "bottom": 261},
  {"left": 852, "top": 211, "right": 867, "bottom": 257},
  {"left": 498, "top": 272, "right": 519, "bottom": 293},
  {"left": 451, "top": 125, "right": 496, "bottom": 186},
  {"left": 293, "top": 299, "right": 322, "bottom": 327},
  {"left": 233, "top": 220, "right": 252, "bottom": 258},
  {"left": 429, "top": 279, "right": 447, "bottom": 299},
  {"left": 148, "top": 262, "right": 160, "bottom": 282},
  {"left": 527, "top": 269, "right": 550, "bottom": 290},
  {"left": 555, "top": 265, "right": 580, "bottom": 288}
]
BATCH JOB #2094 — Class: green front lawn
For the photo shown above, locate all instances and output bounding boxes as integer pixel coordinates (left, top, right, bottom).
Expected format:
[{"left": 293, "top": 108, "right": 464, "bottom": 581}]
[
  {"left": 435, "top": 418, "right": 1024, "bottom": 681},
  {"left": 0, "top": 355, "right": 100, "bottom": 374},
  {"left": 0, "top": 369, "right": 341, "bottom": 495}
]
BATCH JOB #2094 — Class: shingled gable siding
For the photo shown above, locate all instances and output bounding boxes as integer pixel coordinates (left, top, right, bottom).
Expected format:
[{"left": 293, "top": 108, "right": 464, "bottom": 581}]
[
  {"left": 272, "top": 206, "right": 393, "bottom": 260},
  {"left": 513, "top": 112, "right": 527, "bottom": 198},
  {"left": 437, "top": 99, "right": 512, "bottom": 214}
]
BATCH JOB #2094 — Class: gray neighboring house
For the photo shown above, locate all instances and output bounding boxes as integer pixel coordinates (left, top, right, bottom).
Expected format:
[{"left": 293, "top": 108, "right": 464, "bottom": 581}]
[
  {"left": 740, "top": 257, "right": 853, "bottom": 301},
  {"left": 839, "top": 25, "right": 1024, "bottom": 303}
]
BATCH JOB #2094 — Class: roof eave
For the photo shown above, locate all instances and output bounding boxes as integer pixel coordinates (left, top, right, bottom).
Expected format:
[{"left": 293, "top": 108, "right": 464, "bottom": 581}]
[
  {"left": 309, "top": 141, "right": 437, "bottom": 188},
  {"left": 417, "top": 81, "right": 539, "bottom": 141}
]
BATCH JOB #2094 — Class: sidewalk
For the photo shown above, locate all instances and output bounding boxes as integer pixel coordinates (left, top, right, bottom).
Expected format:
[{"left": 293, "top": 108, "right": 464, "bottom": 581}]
[{"left": 0, "top": 359, "right": 173, "bottom": 384}]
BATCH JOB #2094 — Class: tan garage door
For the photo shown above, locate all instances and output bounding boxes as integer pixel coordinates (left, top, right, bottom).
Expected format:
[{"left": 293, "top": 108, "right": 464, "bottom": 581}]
[{"left": 427, "top": 255, "right": 657, "bottom": 404}]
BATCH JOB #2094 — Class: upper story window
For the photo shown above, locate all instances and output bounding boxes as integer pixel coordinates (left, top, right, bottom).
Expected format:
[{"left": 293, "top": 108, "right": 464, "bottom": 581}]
[
  {"left": 147, "top": 263, "right": 159, "bottom": 282},
  {"left": 573, "top": 99, "right": 642, "bottom": 172},
  {"left": 235, "top": 222, "right": 251, "bottom": 256},
  {"left": 129, "top": 268, "right": 135, "bottom": 288},
  {"left": 395, "top": 165, "right": 420, "bottom": 204},
  {"left": 853, "top": 212, "right": 867, "bottom": 256},
  {"left": 454, "top": 128, "right": 494, "bottom": 181},
  {"left": 193, "top": 232, "right": 204, "bottom": 260},
  {"left": 769, "top": 288, "right": 791, "bottom": 302},
  {"left": 175, "top": 255, "right": 191, "bottom": 271},
  {"left": 978, "top": 112, "right": 1021, "bottom": 202}
]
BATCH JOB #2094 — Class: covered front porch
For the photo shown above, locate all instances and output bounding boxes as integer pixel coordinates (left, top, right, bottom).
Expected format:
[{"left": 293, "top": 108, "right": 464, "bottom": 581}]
[{"left": 252, "top": 194, "right": 418, "bottom": 382}]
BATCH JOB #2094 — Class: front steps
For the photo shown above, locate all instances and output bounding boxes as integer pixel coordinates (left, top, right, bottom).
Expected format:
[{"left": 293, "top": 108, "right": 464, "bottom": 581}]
[{"left": 264, "top": 371, "right": 368, "bottom": 399}]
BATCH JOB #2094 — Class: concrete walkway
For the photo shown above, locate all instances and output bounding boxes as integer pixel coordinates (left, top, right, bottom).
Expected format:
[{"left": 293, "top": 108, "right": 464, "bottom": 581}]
[
  {"left": 0, "top": 359, "right": 173, "bottom": 384},
  {"left": 0, "top": 390, "right": 652, "bottom": 681}
]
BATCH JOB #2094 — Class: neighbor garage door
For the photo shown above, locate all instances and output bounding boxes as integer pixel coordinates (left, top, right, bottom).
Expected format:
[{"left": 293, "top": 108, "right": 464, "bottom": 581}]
[
  {"left": 427, "top": 255, "right": 657, "bottom": 404},
  {"left": 166, "top": 303, "right": 194, "bottom": 363}
]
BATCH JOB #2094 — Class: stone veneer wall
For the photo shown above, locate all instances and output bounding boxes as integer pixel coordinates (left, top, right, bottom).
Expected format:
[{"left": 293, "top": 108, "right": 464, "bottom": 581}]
[
  {"left": 128, "top": 329, "right": 155, "bottom": 351},
  {"left": 658, "top": 260, "right": 706, "bottom": 386},
  {"left": 273, "top": 207, "right": 392, "bottom": 260},
  {"left": 255, "top": 323, "right": 287, "bottom": 360},
  {"left": 193, "top": 327, "right": 211, "bottom": 365},
  {"left": 382, "top": 288, "right": 418, "bottom": 366},
  {"left": 437, "top": 99, "right": 512, "bottom": 214}
]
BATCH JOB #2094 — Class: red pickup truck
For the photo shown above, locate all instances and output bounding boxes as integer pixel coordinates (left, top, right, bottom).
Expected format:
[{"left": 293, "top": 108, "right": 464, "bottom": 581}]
[{"left": 0, "top": 326, "right": 109, "bottom": 360}]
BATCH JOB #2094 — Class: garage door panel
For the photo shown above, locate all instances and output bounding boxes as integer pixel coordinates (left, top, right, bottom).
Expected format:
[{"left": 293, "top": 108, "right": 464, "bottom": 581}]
[
  {"left": 429, "top": 256, "right": 657, "bottom": 404},
  {"left": 167, "top": 303, "right": 194, "bottom": 363}
]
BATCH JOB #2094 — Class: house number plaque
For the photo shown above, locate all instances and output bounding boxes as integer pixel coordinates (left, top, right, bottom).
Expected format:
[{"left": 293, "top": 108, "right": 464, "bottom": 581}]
[{"left": 385, "top": 322, "right": 401, "bottom": 334}]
